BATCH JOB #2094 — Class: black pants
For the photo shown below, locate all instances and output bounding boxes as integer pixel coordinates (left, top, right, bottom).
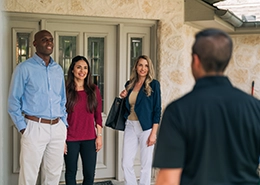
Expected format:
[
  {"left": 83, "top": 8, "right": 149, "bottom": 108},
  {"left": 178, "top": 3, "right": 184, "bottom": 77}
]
[{"left": 64, "top": 139, "right": 97, "bottom": 185}]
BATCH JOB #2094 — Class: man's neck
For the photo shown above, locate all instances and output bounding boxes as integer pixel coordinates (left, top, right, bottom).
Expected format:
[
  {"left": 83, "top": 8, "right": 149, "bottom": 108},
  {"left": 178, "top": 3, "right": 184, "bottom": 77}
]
[{"left": 36, "top": 53, "right": 51, "bottom": 66}]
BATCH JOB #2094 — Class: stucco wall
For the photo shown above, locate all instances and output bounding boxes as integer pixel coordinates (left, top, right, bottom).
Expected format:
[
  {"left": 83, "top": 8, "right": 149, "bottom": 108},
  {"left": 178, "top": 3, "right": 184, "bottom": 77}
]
[{"left": 3, "top": 0, "right": 260, "bottom": 107}]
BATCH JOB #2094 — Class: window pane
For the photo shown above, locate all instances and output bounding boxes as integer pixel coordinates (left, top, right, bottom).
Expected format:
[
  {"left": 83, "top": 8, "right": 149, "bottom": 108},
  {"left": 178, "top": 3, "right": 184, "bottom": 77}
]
[
  {"left": 130, "top": 38, "right": 142, "bottom": 71},
  {"left": 88, "top": 37, "right": 104, "bottom": 110},
  {"left": 59, "top": 36, "right": 77, "bottom": 78},
  {"left": 16, "top": 33, "right": 31, "bottom": 64}
]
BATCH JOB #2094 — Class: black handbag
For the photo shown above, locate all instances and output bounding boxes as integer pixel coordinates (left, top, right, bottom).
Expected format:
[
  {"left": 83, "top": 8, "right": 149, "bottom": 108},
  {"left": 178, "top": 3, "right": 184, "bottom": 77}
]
[{"left": 105, "top": 97, "right": 126, "bottom": 131}]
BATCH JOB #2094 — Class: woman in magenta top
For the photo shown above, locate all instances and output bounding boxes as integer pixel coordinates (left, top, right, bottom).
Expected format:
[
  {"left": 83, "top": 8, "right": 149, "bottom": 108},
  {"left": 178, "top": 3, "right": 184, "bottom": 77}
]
[{"left": 64, "top": 55, "right": 103, "bottom": 185}]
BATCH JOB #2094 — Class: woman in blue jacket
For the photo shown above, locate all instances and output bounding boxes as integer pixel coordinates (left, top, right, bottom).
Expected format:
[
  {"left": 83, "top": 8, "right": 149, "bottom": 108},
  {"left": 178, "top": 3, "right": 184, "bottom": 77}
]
[{"left": 120, "top": 55, "right": 161, "bottom": 185}]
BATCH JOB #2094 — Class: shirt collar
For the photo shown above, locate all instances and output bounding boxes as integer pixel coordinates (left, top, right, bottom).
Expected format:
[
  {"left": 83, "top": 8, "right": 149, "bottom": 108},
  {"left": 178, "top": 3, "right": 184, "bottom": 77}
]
[
  {"left": 193, "top": 76, "right": 232, "bottom": 90},
  {"left": 32, "top": 53, "right": 55, "bottom": 66}
]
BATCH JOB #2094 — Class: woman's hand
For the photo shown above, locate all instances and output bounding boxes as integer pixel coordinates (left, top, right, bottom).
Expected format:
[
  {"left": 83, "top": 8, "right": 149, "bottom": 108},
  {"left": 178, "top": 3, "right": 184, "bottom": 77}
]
[
  {"left": 96, "top": 135, "right": 103, "bottom": 152},
  {"left": 120, "top": 89, "right": 128, "bottom": 98},
  {"left": 147, "top": 124, "right": 159, "bottom": 146},
  {"left": 147, "top": 133, "right": 157, "bottom": 146}
]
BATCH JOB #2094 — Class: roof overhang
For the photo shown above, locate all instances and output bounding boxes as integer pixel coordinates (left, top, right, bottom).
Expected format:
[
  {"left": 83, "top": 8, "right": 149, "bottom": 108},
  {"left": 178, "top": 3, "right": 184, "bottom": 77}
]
[
  {"left": 202, "top": 0, "right": 225, "bottom": 4},
  {"left": 184, "top": 0, "right": 260, "bottom": 34}
]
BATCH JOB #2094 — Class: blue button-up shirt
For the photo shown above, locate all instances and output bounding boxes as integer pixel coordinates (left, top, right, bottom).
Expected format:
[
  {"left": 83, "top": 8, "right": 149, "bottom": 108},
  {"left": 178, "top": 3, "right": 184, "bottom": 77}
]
[{"left": 8, "top": 53, "right": 68, "bottom": 131}]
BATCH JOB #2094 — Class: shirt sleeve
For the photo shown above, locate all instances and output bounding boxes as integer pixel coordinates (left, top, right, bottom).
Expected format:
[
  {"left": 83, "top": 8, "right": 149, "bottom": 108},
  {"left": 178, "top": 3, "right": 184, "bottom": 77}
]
[
  {"left": 152, "top": 80, "right": 162, "bottom": 124},
  {"left": 8, "top": 64, "right": 27, "bottom": 131},
  {"left": 153, "top": 103, "right": 186, "bottom": 168},
  {"left": 94, "top": 86, "right": 103, "bottom": 127},
  {"left": 60, "top": 75, "right": 68, "bottom": 127}
]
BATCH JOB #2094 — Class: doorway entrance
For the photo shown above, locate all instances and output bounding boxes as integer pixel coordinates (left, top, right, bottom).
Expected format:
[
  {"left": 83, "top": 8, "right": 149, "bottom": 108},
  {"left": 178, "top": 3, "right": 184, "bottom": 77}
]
[{"left": 6, "top": 12, "right": 157, "bottom": 184}]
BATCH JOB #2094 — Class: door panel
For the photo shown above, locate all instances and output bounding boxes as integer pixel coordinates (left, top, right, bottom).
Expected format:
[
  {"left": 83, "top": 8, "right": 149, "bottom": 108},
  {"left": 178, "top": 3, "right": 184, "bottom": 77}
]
[
  {"left": 84, "top": 30, "right": 117, "bottom": 178},
  {"left": 123, "top": 26, "right": 151, "bottom": 178}
]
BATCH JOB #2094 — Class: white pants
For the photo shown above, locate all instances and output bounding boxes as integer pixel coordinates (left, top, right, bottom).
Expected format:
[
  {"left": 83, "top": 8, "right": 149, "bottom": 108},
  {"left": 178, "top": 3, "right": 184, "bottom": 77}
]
[
  {"left": 19, "top": 119, "right": 67, "bottom": 185},
  {"left": 122, "top": 120, "right": 154, "bottom": 185}
]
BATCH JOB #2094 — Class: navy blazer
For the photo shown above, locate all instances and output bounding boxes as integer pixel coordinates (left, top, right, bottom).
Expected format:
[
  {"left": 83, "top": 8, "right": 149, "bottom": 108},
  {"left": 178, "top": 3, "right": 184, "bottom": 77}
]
[{"left": 124, "top": 79, "right": 162, "bottom": 131}]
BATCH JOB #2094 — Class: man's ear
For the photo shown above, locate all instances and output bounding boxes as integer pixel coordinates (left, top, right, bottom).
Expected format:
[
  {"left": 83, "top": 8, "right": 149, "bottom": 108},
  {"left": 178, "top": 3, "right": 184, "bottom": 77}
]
[
  {"left": 33, "top": 41, "right": 36, "bottom": 47},
  {"left": 192, "top": 54, "right": 201, "bottom": 70}
]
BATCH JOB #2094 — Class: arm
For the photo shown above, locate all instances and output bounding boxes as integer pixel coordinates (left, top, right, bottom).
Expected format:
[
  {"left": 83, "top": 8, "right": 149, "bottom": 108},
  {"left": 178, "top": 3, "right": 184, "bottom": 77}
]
[
  {"left": 8, "top": 65, "right": 27, "bottom": 132},
  {"left": 95, "top": 86, "right": 103, "bottom": 152},
  {"left": 96, "top": 124, "right": 102, "bottom": 152},
  {"left": 156, "top": 168, "right": 183, "bottom": 185},
  {"left": 147, "top": 80, "right": 161, "bottom": 146},
  {"left": 153, "top": 104, "right": 185, "bottom": 183},
  {"left": 152, "top": 80, "right": 162, "bottom": 126},
  {"left": 60, "top": 74, "right": 68, "bottom": 126}
]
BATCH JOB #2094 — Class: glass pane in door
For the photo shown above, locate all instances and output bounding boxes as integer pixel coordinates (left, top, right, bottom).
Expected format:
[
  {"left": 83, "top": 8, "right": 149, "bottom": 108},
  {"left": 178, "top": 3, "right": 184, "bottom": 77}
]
[
  {"left": 130, "top": 37, "right": 142, "bottom": 71},
  {"left": 88, "top": 37, "right": 104, "bottom": 110},
  {"left": 16, "top": 33, "right": 31, "bottom": 64},
  {"left": 59, "top": 36, "right": 76, "bottom": 78}
]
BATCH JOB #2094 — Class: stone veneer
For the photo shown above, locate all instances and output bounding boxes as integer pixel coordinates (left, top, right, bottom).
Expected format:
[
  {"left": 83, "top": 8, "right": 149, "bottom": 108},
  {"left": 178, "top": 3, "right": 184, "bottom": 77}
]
[{"left": 3, "top": 0, "right": 260, "bottom": 108}]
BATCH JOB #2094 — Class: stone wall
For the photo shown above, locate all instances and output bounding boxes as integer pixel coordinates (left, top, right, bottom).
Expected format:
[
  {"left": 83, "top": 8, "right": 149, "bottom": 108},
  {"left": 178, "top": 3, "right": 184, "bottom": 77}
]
[{"left": 3, "top": 0, "right": 260, "bottom": 107}]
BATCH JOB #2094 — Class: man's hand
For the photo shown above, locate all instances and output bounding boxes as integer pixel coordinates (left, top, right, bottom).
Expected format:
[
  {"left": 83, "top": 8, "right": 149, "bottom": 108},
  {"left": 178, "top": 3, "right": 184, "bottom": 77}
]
[
  {"left": 64, "top": 143, "right": 67, "bottom": 155},
  {"left": 20, "top": 129, "right": 25, "bottom": 134}
]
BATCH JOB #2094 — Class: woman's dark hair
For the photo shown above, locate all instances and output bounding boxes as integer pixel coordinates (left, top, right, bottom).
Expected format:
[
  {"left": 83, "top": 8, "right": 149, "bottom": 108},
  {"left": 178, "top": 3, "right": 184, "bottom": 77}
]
[{"left": 66, "top": 55, "right": 97, "bottom": 113}]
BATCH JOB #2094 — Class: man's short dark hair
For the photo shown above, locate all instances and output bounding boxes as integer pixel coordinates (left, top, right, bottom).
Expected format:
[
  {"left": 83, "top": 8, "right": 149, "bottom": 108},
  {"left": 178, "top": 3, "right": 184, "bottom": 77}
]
[{"left": 192, "top": 28, "right": 233, "bottom": 72}]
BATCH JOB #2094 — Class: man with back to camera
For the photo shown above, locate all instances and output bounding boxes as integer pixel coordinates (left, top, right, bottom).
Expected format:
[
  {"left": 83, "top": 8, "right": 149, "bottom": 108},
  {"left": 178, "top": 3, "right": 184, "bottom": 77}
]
[
  {"left": 153, "top": 28, "right": 260, "bottom": 185},
  {"left": 8, "top": 30, "right": 68, "bottom": 185}
]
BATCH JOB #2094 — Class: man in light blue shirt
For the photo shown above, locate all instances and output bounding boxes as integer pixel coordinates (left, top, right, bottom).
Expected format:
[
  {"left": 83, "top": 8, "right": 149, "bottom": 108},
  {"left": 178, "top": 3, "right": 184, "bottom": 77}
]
[{"left": 8, "top": 30, "right": 68, "bottom": 185}]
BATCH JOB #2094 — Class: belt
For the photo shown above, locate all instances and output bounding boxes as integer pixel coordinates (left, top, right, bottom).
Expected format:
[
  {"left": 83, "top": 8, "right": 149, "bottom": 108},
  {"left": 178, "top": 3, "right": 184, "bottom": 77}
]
[{"left": 25, "top": 115, "right": 60, "bottom": 125}]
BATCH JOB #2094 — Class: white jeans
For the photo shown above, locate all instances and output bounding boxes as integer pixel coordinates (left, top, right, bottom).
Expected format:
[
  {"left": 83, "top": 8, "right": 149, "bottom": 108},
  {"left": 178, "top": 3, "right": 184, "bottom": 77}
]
[
  {"left": 19, "top": 119, "right": 67, "bottom": 185},
  {"left": 122, "top": 120, "right": 154, "bottom": 185}
]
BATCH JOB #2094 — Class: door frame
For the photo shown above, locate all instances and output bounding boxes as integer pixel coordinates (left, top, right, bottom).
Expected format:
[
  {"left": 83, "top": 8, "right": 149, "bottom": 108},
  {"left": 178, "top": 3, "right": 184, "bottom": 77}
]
[{"left": 6, "top": 11, "right": 158, "bottom": 183}]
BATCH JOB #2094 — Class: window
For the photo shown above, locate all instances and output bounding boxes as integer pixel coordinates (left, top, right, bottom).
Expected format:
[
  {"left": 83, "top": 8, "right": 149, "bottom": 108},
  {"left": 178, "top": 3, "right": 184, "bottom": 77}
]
[
  {"left": 16, "top": 33, "right": 31, "bottom": 64},
  {"left": 130, "top": 38, "right": 142, "bottom": 71},
  {"left": 58, "top": 36, "right": 77, "bottom": 78},
  {"left": 88, "top": 37, "right": 104, "bottom": 109}
]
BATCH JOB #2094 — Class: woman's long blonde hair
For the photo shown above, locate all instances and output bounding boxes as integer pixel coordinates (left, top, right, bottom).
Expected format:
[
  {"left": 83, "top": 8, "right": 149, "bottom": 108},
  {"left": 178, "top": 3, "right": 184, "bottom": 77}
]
[{"left": 126, "top": 55, "right": 155, "bottom": 96}]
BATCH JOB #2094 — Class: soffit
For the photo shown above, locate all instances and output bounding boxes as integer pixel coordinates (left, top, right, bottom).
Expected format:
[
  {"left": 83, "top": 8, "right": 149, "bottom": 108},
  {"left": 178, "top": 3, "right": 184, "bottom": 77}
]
[
  {"left": 203, "top": 0, "right": 224, "bottom": 4},
  {"left": 184, "top": 0, "right": 260, "bottom": 34}
]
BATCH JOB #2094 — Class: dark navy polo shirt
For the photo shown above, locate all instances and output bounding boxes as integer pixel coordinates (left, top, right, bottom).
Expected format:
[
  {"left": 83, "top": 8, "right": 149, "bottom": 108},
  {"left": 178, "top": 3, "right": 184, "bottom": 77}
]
[{"left": 153, "top": 76, "right": 260, "bottom": 185}]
